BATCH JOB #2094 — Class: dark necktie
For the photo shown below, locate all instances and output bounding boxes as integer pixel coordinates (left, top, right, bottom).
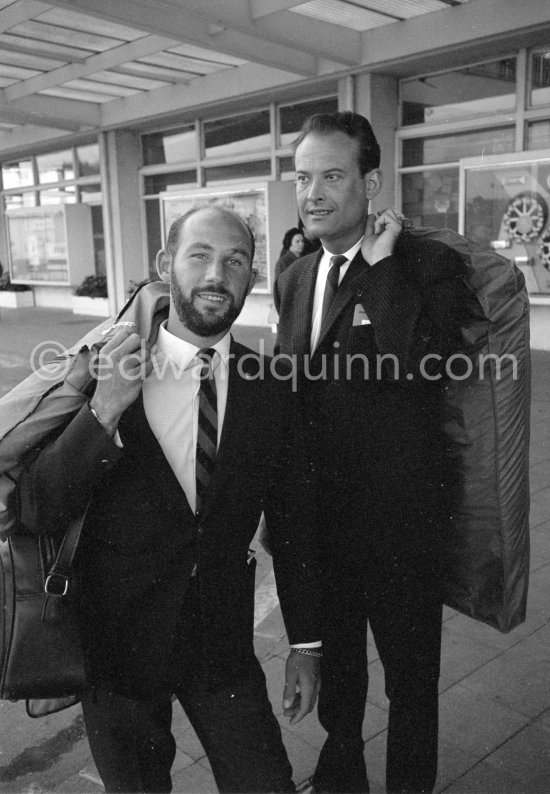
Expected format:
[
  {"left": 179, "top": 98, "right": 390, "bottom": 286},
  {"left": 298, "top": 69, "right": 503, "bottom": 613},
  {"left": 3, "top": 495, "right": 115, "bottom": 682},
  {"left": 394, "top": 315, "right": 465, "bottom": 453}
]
[
  {"left": 195, "top": 348, "right": 218, "bottom": 515},
  {"left": 321, "top": 254, "right": 347, "bottom": 326}
]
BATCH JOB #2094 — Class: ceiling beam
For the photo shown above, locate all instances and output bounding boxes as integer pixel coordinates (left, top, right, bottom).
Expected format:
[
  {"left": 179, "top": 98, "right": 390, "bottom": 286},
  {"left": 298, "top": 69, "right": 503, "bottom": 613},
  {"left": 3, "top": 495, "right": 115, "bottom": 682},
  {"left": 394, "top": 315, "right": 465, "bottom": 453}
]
[
  {"left": 166, "top": 0, "right": 360, "bottom": 65},
  {"left": 0, "top": 95, "right": 91, "bottom": 131},
  {"left": 249, "top": 1, "right": 305, "bottom": 20},
  {"left": 43, "top": 0, "right": 319, "bottom": 76},
  {"left": 100, "top": 60, "right": 305, "bottom": 129},
  {"left": 0, "top": 90, "right": 101, "bottom": 129},
  {"left": 358, "top": 0, "right": 550, "bottom": 71},
  {"left": 0, "top": 0, "right": 49, "bottom": 33},
  {"left": 4, "top": 34, "right": 180, "bottom": 100}
]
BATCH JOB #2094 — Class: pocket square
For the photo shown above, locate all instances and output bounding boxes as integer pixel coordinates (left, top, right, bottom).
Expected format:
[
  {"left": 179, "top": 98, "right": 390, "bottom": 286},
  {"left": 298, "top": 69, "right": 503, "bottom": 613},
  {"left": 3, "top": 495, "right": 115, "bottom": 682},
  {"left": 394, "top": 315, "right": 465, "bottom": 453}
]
[{"left": 353, "top": 303, "right": 371, "bottom": 326}]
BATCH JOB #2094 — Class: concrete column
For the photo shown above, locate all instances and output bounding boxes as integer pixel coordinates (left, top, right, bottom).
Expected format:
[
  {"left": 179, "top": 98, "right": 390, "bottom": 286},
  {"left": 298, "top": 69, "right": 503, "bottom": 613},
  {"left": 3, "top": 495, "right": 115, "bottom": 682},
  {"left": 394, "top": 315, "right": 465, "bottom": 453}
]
[
  {"left": 354, "top": 72, "right": 399, "bottom": 211},
  {"left": 100, "top": 130, "right": 145, "bottom": 314}
]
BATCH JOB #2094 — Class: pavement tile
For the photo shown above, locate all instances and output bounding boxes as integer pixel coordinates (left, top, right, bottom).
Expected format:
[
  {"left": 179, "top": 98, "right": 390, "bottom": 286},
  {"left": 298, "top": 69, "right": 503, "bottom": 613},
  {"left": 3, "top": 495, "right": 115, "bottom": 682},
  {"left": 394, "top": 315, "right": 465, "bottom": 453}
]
[
  {"left": 442, "top": 756, "right": 526, "bottom": 793},
  {"left": 529, "top": 492, "right": 550, "bottom": 529},
  {"left": 529, "top": 521, "right": 550, "bottom": 571},
  {"left": 261, "top": 655, "right": 288, "bottom": 717},
  {"left": 440, "top": 621, "right": 505, "bottom": 683},
  {"left": 171, "top": 759, "right": 216, "bottom": 793},
  {"left": 363, "top": 732, "right": 386, "bottom": 793},
  {"left": 279, "top": 727, "right": 319, "bottom": 786},
  {"left": 529, "top": 461, "right": 550, "bottom": 494},
  {"left": 171, "top": 702, "right": 207, "bottom": 762},
  {"left": 438, "top": 682, "right": 529, "bottom": 758},
  {"left": 435, "top": 739, "right": 489, "bottom": 793},
  {"left": 458, "top": 623, "right": 550, "bottom": 719},
  {"left": 477, "top": 714, "right": 550, "bottom": 792}
]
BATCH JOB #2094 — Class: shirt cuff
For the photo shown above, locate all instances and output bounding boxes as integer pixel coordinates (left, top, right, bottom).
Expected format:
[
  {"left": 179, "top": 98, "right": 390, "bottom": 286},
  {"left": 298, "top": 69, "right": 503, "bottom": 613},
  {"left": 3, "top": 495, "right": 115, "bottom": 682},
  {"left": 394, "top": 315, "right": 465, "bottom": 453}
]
[{"left": 290, "top": 641, "right": 322, "bottom": 648}]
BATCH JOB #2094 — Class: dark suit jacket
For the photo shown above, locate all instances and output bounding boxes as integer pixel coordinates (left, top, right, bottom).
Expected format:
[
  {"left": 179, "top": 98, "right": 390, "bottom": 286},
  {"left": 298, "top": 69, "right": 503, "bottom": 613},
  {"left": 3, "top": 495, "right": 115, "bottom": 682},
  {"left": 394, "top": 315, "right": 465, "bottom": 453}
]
[
  {"left": 274, "top": 232, "right": 470, "bottom": 574},
  {"left": 18, "top": 340, "right": 320, "bottom": 696}
]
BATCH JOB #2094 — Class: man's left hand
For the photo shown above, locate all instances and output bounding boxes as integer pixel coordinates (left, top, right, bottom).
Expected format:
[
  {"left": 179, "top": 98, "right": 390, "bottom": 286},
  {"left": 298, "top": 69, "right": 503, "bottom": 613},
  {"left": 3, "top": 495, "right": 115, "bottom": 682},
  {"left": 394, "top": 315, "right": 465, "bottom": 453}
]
[
  {"left": 361, "top": 208, "right": 408, "bottom": 265},
  {"left": 282, "top": 651, "right": 321, "bottom": 725}
]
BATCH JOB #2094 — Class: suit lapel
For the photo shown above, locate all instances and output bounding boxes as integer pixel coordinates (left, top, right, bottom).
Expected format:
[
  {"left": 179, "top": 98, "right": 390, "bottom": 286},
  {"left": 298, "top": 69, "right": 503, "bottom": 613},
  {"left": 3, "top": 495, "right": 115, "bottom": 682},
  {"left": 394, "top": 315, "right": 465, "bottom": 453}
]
[{"left": 294, "top": 251, "right": 322, "bottom": 356}]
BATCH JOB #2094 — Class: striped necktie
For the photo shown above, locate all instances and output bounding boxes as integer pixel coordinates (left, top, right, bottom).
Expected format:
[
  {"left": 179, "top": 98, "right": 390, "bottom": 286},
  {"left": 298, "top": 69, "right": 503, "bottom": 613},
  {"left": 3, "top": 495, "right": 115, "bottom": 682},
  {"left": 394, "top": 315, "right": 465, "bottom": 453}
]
[
  {"left": 321, "top": 254, "right": 347, "bottom": 326},
  {"left": 195, "top": 347, "right": 218, "bottom": 515}
]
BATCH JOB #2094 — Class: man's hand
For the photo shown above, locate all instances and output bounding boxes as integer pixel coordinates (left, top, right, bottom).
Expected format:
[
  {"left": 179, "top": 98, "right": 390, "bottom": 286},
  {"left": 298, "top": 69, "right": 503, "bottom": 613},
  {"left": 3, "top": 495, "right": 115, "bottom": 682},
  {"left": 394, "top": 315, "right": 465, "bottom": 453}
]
[
  {"left": 90, "top": 329, "right": 152, "bottom": 430},
  {"left": 361, "top": 208, "right": 408, "bottom": 266},
  {"left": 282, "top": 651, "right": 321, "bottom": 725}
]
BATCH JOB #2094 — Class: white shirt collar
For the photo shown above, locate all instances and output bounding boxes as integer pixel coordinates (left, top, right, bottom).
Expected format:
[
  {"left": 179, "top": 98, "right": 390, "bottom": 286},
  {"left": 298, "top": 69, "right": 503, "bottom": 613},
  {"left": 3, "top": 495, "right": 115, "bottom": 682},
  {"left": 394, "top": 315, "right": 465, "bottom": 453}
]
[{"left": 154, "top": 322, "right": 231, "bottom": 373}]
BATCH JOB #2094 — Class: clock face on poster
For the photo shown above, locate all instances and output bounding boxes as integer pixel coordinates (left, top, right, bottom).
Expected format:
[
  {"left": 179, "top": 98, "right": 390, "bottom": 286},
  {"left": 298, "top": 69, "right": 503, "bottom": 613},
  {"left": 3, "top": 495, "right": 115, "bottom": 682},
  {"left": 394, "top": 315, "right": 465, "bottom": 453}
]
[{"left": 503, "top": 192, "right": 548, "bottom": 242}]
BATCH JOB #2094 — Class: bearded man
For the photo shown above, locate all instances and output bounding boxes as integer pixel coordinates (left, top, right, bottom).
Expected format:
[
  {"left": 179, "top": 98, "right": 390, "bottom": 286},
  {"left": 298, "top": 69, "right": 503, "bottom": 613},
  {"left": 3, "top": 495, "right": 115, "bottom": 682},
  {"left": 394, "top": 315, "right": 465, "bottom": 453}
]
[{"left": 17, "top": 206, "right": 321, "bottom": 794}]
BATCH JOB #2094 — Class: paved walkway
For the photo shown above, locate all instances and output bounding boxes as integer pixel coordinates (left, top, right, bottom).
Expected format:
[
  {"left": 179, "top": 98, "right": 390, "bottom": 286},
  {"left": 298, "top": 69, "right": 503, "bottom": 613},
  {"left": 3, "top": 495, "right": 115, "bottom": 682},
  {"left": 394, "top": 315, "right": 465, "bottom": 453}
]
[{"left": 1, "top": 306, "right": 549, "bottom": 793}]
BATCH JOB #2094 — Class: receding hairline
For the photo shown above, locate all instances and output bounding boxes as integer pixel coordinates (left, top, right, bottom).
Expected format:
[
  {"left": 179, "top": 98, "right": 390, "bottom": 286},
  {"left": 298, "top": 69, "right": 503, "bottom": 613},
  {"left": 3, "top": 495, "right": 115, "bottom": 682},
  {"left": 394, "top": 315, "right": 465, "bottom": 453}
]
[{"left": 165, "top": 205, "right": 255, "bottom": 264}]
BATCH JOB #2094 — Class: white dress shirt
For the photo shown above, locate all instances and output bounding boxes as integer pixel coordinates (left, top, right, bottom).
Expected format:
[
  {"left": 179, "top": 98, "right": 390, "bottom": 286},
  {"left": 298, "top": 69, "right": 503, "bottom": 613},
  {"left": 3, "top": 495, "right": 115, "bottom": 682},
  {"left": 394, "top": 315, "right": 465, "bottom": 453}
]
[
  {"left": 310, "top": 238, "right": 364, "bottom": 353},
  {"left": 142, "top": 322, "right": 230, "bottom": 513}
]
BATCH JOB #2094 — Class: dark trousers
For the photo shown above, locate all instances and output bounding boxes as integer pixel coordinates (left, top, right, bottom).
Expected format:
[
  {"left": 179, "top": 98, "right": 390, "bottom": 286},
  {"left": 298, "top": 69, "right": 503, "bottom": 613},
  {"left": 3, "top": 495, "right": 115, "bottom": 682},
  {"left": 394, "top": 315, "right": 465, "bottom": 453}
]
[
  {"left": 313, "top": 554, "right": 442, "bottom": 794},
  {"left": 81, "top": 661, "right": 294, "bottom": 794},
  {"left": 80, "top": 579, "right": 294, "bottom": 793}
]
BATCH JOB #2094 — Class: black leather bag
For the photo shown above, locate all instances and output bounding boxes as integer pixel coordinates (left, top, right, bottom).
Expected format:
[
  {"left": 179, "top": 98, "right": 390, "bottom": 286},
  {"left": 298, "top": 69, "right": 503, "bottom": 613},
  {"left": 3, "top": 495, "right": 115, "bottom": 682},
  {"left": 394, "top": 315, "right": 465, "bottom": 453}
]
[{"left": 0, "top": 510, "right": 88, "bottom": 708}]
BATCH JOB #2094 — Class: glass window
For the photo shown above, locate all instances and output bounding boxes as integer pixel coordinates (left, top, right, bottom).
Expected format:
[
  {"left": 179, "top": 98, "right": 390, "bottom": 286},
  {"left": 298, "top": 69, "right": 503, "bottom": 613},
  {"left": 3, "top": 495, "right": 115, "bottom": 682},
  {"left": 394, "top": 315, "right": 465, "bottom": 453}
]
[
  {"left": 145, "top": 199, "right": 162, "bottom": 278},
  {"left": 204, "top": 160, "right": 271, "bottom": 183},
  {"left": 77, "top": 143, "right": 100, "bottom": 176},
  {"left": 7, "top": 207, "right": 70, "bottom": 284},
  {"left": 204, "top": 111, "right": 270, "bottom": 158},
  {"left": 530, "top": 50, "right": 550, "bottom": 107},
  {"left": 278, "top": 96, "right": 338, "bottom": 146},
  {"left": 2, "top": 160, "right": 33, "bottom": 189},
  {"left": 526, "top": 120, "right": 550, "bottom": 152},
  {"left": 91, "top": 205, "right": 106, "bottom": 277},
  {"left": 37, "top": 150, "right": 74, "bottom": 184},
  {"left": 39, "top": 186, "right": 77, "bottom": 204},
  {"left": 402, "top": 127, "right": 515, "bottom": 167},
  {"left": 277, "top": 156, "right": 295, "bottom": 178},
  {"left": 142, "top": 126, "right": 197, "bottom": 165},
  {"left": 401, "top": 168, "right": 459, "bottom": 230},
  {"left": 4, "top": 192, "right": 36, "bottom": 210},
  {"left": 401, "top": 59, "right": 516, "bottom": 126},
  {"left": 143, "top": 170, "right": 197, "bottom": 195},
  {"left": 463, "top": 158, "right": 550, "bottom": 294}
]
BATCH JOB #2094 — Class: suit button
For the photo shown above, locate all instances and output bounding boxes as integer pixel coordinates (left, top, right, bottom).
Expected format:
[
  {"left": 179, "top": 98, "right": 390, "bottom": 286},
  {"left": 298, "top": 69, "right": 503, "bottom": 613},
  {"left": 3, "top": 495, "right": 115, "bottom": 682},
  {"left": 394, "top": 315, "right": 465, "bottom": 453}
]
[{"left": 197, "top": 526, "right": 204, "bottom": 536}]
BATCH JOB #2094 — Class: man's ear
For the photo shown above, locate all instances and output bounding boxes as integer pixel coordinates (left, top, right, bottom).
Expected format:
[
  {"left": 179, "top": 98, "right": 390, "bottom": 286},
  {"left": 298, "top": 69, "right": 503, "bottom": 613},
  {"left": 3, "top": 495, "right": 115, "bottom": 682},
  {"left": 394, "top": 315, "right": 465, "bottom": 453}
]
[
  {"left": 156, "top": 250, "right": 172, "bottom": 282},
  {"left": 247, "top": 268, "right": 258, "bottom": 295},
  {"left": 364, "top": 168, "right": 383, "bottom": 200}
]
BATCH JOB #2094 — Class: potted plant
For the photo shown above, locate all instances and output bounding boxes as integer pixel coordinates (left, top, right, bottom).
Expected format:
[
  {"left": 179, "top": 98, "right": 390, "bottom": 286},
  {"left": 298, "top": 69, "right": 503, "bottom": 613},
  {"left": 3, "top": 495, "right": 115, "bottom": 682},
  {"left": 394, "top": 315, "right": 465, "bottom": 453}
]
[
  {"left": 0, "top": 272, "right": 34, "bottom": 308},
  {"left": 72, "top": 275, "right": 109, "bottom": 317}
]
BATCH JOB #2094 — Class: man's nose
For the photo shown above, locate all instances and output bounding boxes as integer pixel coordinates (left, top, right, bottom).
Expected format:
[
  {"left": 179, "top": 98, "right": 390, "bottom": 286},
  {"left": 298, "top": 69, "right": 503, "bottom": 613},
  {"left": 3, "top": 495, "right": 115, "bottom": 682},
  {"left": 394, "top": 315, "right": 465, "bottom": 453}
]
[
  {"left": 306, "top": 176, "right": 325, "bottom": 202},
  {"left": 203, "top": 257, "right": 225, "bottom": 281}
]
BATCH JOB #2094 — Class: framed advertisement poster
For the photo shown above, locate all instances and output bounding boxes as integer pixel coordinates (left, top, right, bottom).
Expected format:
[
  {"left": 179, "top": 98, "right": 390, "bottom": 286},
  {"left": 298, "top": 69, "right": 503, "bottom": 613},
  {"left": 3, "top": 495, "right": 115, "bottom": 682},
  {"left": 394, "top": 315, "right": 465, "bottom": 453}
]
[
  {"left": 460, "top": 150, "right": 550, "bottom": 295},
  {"left": 160, "top": 182, "right": 296, "bottom": 294}
]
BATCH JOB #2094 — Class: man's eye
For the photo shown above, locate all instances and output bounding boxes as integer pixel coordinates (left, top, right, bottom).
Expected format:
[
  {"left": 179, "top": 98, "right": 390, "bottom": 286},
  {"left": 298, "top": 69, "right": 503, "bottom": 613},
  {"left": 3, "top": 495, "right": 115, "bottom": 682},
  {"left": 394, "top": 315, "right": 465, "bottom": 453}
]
[
  {"left": 227, "top": 258, "right": 244, "bottom": 268},
  {"left": 295, "top": 175, "right": 309, "bottom": 184},
  {"left": 326, "top": 173, "right": 340, "bottom": 181}
]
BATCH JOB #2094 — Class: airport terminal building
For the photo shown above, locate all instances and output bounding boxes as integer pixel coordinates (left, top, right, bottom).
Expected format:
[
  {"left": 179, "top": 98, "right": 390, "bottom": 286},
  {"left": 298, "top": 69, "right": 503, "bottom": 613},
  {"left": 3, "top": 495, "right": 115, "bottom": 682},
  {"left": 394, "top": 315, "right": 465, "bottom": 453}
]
[{"left": 1, "top": 0, "right": 550, "bottom": 348}]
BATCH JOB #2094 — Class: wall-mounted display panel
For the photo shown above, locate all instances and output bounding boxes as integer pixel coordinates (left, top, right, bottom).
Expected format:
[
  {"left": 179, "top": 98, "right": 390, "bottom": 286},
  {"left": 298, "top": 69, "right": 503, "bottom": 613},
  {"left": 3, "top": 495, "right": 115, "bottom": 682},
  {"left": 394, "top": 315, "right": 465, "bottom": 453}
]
[
  {"left": 160, "top": 182, "right": 297, "bottom": 293},
  {"left": 6, "top": 204, "right": 94, "bottom": 286},
  {"left": 460, "top": 150, "right": 550, "bottom": 295}
]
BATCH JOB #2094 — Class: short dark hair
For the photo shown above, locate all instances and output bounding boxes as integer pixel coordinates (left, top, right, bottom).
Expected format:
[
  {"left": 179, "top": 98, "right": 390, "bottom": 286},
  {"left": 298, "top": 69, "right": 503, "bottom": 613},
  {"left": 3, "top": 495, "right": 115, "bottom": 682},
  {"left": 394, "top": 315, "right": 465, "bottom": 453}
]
[
  {"left": 165, "top": 205, "right": 255, "bottom": 265},
  {"left": 281, "top": 227, "right": 303, "bottom": 250},
  {"left": 293, "top": 111, "right": 380, "bottom": 175}
]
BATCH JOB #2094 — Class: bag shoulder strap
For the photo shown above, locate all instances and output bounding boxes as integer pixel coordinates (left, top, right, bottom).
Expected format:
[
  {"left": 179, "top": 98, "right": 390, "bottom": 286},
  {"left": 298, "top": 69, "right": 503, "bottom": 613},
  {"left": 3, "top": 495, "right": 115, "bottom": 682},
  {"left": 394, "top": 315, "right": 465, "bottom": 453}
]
[{"left": 45, "top": 502, "right": 90, "bottom": 597}]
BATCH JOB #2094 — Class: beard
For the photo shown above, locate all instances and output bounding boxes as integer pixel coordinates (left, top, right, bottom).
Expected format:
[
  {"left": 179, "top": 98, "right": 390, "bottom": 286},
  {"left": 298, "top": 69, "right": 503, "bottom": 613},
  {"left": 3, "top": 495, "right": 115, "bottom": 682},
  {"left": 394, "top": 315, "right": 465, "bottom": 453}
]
[{"left": 170, "top": 276, "right": 244, "bottom": 337}]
